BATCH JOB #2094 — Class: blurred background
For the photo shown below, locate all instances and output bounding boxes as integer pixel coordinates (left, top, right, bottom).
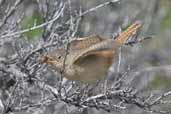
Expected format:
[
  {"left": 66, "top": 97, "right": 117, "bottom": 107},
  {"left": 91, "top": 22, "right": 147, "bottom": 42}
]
[{"left": 0, "top": 0, "right": 171, "bottom": 114}]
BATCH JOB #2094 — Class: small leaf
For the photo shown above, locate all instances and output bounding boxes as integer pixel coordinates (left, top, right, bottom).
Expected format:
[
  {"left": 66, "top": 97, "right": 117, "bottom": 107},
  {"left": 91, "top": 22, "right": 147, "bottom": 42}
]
[{"left": 21, "top": 12, "right": 43, "bottom": 40}]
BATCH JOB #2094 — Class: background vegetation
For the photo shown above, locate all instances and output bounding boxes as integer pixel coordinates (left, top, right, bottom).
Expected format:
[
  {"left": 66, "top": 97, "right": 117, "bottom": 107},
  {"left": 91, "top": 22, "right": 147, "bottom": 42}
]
[{"left": 0, "top": 0, "right": 171, "bottom": 114}]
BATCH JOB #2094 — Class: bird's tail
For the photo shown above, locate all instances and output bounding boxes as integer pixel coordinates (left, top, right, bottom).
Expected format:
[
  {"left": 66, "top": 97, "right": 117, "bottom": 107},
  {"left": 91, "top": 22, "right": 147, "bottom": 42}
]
[{"left": 115, "top": 21, "right": 142, "bottom": 46}]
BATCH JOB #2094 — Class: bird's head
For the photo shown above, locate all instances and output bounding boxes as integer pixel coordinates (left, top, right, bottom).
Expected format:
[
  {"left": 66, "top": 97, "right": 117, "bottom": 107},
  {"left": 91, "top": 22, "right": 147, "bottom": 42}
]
[{"left": 40, "top": 48, "right": 66, "bottom": 72}]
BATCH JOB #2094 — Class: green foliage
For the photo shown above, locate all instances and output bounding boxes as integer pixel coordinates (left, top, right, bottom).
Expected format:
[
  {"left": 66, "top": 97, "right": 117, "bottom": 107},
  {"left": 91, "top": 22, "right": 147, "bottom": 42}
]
[
  {"left": 150, "top": 75, "right": 171, "bottom": 89},
  {"left": 161, "top": 10, "right": 171, "bottom": 29},
  {"left": 21, "top": 12, "right": 43, "bottom": 40},
  {"left": 160, "top": 0, "right": 171, "bottom": 29}
]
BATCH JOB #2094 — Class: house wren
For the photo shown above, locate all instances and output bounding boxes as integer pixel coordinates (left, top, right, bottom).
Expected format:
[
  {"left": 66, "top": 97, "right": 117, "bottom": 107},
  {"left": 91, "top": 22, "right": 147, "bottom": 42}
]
[{"left": 41, "top": 21, "right": 142, "bottom": 83}]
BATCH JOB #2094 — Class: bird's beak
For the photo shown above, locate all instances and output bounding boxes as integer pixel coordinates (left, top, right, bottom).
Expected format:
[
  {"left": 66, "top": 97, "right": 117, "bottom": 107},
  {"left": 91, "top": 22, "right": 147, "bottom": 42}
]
[{"left": 39, "top": 56, "right": 55, "bottom": 65}]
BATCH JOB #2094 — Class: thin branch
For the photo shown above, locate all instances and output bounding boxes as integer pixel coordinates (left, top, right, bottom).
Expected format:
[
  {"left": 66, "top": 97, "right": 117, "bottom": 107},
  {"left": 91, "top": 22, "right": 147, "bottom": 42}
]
[{"left": 0, "top": 0, "right": 23, "bottom": 29}]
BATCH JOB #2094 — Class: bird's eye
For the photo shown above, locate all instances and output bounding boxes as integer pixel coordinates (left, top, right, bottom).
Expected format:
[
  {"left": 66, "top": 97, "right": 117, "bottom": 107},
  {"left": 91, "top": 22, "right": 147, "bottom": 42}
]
[{"left": 57, "top": 56, "right": 62, "bottom": 59}]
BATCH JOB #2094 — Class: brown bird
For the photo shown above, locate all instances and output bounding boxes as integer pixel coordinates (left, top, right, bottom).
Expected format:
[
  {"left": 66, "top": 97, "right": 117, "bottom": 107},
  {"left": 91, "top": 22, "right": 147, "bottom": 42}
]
[{"left": 41, "top": 21, "right": 142, "bottom": 83}]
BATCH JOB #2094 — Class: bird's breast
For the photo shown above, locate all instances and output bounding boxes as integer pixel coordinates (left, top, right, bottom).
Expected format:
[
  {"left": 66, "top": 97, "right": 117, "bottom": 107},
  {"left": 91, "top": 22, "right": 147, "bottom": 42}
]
[{"left": 63, "top": 51, "right": 114, "bottom": 83}]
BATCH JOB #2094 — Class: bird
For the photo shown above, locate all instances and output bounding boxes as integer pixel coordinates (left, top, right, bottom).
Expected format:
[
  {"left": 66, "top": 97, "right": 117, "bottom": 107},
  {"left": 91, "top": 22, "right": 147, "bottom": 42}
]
[{"left": 40, "top": 21, "right": 142, "bottom": 83}]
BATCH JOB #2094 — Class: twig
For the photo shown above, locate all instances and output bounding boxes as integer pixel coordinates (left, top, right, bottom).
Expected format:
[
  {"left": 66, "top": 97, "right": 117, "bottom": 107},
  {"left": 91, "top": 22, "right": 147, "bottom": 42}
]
[
  {"left": 149, "top": 91, "right": 171, "bottom": 106},
  {"left": 0, "top": 0, "right": 23, "bottom": 29}
]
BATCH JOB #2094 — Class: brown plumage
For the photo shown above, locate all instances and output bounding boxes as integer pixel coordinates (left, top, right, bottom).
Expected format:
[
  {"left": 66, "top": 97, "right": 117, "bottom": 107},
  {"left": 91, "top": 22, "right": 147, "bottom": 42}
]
[{"left": 41, "top": 21, "right": 142, "bottom": 83}]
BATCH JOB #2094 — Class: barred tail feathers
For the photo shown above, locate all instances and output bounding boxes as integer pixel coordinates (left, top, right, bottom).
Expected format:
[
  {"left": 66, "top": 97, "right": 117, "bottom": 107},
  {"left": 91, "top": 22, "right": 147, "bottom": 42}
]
[{"left": 115, "top": 21, "right": 142, "bottom": 45}]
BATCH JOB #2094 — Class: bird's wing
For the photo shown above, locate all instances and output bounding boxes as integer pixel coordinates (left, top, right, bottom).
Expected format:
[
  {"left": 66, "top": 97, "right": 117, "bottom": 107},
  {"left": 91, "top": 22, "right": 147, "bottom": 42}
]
[
  {"left": 72, "top": 39, "right": 115, "bottom": 65},
  {"left": 69, "top": 34, "right": 106, "bottom": 51},
  {"left": 73, "top": 49, "right": 114, "bottom": 66}
]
